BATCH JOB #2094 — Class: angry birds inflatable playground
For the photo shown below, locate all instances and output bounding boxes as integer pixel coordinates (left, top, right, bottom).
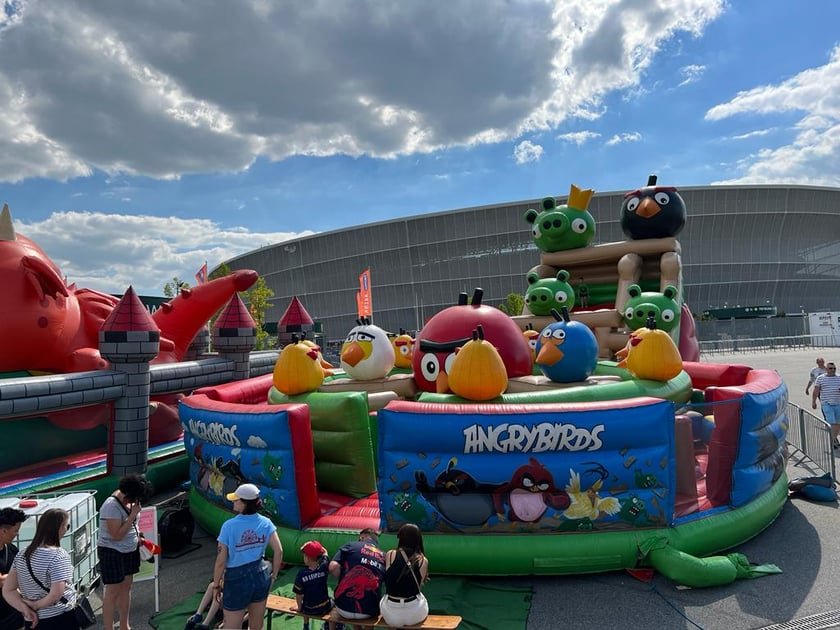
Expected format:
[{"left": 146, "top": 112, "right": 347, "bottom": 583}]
[{"left": 183, "top": 176, "right": 788, "bottom": 587}]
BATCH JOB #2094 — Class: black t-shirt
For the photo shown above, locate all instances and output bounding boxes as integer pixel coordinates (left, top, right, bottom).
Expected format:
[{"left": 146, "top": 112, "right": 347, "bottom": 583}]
[
  {"left": 293, "top": 558, "right": 332, "bottom": 615},
  {"left": 332, "top": 540, "right": 385, "bottom": 617},
  {"left": 0, "top": 543, "right": 22, "bottom": 625}
]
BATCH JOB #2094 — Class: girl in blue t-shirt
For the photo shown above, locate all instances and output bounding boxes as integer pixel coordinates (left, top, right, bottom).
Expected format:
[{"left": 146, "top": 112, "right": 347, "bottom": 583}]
[{"left": 213, "top": 483, "right": 284, "bottom": 630}]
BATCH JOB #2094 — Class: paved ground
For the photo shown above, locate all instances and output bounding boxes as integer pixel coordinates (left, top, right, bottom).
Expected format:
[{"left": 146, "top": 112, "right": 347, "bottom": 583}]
[{"left": 98, "top": 348, "right": 840, "bottom": 630}]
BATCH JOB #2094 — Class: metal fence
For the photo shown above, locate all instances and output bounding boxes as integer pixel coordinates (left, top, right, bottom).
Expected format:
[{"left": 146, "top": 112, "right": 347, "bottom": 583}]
[
  {"left": 786, "top": 402, "right": 836, "bottom": 480},
  {"left": 698, "top": 335, "right": 837, "bottom": 356}
]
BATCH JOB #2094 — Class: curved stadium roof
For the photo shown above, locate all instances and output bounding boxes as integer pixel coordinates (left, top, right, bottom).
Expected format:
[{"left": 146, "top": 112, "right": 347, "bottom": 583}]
[{"left": 225, "top": 184, "right": 840, "bottom": 341}]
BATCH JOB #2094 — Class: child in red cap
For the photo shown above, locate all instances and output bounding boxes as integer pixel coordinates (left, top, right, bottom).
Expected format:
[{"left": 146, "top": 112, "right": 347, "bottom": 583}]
[{"left": 292, "top": 540, "right": 341, "bottom": 630}]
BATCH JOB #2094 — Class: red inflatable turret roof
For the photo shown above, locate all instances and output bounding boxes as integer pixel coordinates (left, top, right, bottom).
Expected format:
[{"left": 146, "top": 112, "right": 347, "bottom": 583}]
[
  {"left": 278, "top": 296, "right": 314, "bottom": 326},
  {"left": 102, "top": 286, "right": 159, "bottom": 332},
  {"left": 214, "top": 294, "right": 256, "bottom": 329}
]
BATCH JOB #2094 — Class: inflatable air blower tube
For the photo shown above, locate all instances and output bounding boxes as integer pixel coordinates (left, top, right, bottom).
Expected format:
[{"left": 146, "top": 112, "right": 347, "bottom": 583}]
[{"left": 647, "top": 546, "right": 737, "bottom": 588}]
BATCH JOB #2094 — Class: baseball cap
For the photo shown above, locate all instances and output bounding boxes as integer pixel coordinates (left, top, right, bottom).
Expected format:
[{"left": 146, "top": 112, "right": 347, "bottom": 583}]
[
  {"left": 300, "top": 540, "right": 326, "bottom": 559},
  {"left": 226, "top": 483, "right": 260, "bottom": 501}
]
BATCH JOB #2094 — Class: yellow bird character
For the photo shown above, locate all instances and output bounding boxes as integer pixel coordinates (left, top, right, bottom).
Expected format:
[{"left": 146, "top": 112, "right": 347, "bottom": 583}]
[
  {"left": 564, "top": 464, "right": 621, "bottom": 521},
  {"left": 616, "top": 317, "right": 682, "bottom": 381},
  {"left": 448, "top": 325, "right": 508, "bottom": 401},
  {"left": 391, "top": 328, "right": 415, "bottom": 369},
  {"left": 273, "top": 335, "right": 325, "bottom": 395}
]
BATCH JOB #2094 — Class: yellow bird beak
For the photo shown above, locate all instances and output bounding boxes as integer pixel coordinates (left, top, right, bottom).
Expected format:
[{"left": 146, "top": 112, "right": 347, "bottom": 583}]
[{"left": 341, "top": 341, "right": 370, "bottom": 367}]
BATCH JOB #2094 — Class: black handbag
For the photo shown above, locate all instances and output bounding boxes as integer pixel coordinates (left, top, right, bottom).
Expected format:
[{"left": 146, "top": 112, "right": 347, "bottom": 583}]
[
  {"left": 25, "top": 554, "right": 95, "bottom": 629},
  {"left": 71, "top": 596, "right": 96, "bottom": 629}
]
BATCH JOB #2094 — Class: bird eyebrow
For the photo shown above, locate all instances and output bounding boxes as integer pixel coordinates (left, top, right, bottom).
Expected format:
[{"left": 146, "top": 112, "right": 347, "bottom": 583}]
[
  {"left": 419, "top": 337, "right": 472, "bottom": 353},
  {"left": 623, "top": 186, "right": 677, "bottom": 199}
]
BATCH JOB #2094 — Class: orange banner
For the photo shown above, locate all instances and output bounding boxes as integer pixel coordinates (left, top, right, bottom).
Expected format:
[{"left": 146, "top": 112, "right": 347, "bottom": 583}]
[{"left": 358, "top": 269, "right": 372, "bottom": 317}]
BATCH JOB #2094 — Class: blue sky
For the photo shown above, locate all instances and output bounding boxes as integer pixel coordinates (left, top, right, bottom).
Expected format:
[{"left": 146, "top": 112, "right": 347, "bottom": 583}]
[{"left": 1, "top": 0, "right": 839, "bottom": 295}]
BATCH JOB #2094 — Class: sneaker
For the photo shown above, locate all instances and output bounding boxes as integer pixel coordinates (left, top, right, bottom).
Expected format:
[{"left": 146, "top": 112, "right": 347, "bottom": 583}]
[{"left": 185, "top": 614, "right": 203, "bottom": 630}]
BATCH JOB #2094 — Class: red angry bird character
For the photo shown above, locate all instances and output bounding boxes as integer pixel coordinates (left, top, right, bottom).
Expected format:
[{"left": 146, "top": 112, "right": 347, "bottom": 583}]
[
  {"left": 493, "top": 457, "right": 570, "bottom": 522},
  {"left": 413, "top": 288, "right": 532, "bottom": 393}
]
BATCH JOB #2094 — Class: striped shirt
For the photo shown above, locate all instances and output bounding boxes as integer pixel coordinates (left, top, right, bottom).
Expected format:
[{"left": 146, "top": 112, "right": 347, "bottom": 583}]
[
  {"left": 814, "top": 373, "right": 840, "bottom": 405},
  {"left": 11, "top": 547, "right": 75, "bottom": 619}
]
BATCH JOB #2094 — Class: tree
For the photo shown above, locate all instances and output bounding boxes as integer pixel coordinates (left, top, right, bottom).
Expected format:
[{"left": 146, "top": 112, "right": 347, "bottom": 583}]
[
  {"left": 209, "top": 262, "right": 232, "bottom": 282},
  {"left": 163, "top": 276, "right": 190, "bottom": 298},
  {"left": 498, "top": 293, "right": 525, "bottom": 316},
  {"left": 245, "top": 276, "right": 275, "bottom": 350}
]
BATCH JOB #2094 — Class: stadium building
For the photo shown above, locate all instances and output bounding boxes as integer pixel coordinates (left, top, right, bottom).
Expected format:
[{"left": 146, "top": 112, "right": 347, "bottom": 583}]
[{"left": 223, "top": 184, "right": 840, "bottom": 343}]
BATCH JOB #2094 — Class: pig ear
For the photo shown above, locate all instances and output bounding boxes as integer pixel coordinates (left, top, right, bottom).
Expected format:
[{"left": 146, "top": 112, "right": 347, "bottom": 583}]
[
  {"left": 524, "top": 208, "right": 538, "bottom": 225},
  {"left": 0, "top": 204, "right": 16, "bottom": 241}
]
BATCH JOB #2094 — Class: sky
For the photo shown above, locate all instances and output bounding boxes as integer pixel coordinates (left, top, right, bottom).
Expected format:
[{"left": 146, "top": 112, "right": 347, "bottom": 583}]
[{"left": 1, "top": 0, "right": 839, "bottom": 296}]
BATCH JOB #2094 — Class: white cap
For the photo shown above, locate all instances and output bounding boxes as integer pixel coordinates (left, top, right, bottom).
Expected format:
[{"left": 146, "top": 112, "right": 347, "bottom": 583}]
[{"left": 226, "top": 483, "right": 260, "bottom": 501}]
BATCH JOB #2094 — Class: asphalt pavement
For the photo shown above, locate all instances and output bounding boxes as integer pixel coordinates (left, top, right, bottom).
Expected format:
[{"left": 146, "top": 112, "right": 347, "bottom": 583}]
[{"left": 98, "top": 347, "right": 840, "bottom": 630}]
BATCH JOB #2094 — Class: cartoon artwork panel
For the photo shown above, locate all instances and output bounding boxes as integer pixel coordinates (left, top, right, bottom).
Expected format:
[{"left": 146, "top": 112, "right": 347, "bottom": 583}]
[
  {"left": 377, "top": 399, "right": 676, "bottom": 534},
  {"left": 181, "top": 396, "right": 316, "bottom": 529}
]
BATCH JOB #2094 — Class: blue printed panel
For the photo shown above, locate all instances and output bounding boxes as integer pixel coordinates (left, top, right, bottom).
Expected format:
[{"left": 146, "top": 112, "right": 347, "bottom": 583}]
[
  {"left": 181, "top": 400, "right": 302, "bottom": 528},
  {"left": 731, "top": 382, "right": 789, "bottom": 507},
  {"left": 378, "top": 400, "right": 676, "bottom": 533}
]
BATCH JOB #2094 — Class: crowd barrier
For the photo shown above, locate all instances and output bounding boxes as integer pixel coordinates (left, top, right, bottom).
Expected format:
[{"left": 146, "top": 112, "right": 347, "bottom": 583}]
[
  {"left": 786, "top": 402, "right": 836, "bottom": 481},
  {"left": 699, "top": 336, "right": 837, "bottom": 355}
]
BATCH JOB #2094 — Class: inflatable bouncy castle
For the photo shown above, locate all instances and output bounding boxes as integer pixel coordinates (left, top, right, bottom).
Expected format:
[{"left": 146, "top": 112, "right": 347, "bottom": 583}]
[
  {"left": 0, "top": 203, "right": 262, "bottom": 498},
  {"left": 184, "top": 179, "right": 787, "bottom": 586}
]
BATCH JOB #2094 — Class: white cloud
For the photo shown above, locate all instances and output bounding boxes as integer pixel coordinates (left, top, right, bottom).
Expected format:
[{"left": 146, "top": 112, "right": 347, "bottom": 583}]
[
  {"left": 707, "top": 44, "right": 840, "bottom": 186},
  {"left": 606, "top": 132, "right": 642, "bottom": 146},
  {"left": 247, "top": 436, "right": 268, "bottom": 448},
  {"left": 0, "top": 0, "right": 725, "bottom": 181},
  {"left": 513, "top": 140, "right": 544, "bottom": 164},
  {"left": 556, "top": 131, "right": 601, "bottom": 145},
  {"left": 677, "top": 63, "right": 706, "bottom": 86},
  {"left": 10, "top": 209, "right": 314, "bottom": 295},
  {"left": 730, "top": 128, "right": 773, "bottom": 140}
]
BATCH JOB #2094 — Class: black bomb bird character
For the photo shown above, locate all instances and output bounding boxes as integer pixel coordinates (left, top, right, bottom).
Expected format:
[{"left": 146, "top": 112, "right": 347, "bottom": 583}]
[{"left": 414, "top": 458, "right": 501, "bottom": 527}]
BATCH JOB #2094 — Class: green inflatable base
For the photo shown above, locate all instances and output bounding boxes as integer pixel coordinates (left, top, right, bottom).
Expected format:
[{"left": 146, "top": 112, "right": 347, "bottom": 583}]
[{"left": 189, "top": 471, "right": 788, "bottom": 577}]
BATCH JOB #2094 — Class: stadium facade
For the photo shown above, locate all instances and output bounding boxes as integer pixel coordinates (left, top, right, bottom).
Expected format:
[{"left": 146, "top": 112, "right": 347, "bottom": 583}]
[{"left": 224, "top": 184, "right": 840, "bottom": 343}]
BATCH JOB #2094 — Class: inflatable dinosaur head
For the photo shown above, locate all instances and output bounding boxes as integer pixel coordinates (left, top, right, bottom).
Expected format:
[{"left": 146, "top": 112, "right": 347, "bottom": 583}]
[{"left": 0, "top": 205, "right": 83, "bottom": 372}]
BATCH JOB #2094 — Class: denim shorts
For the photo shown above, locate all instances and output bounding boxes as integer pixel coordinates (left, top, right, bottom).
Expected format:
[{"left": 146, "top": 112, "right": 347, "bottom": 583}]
[
  {"left": 222, "top": 560, "right": 271, "bottom": 611},
  {"left": 822, "top": 402, "right": 840, "bottom": 424}
]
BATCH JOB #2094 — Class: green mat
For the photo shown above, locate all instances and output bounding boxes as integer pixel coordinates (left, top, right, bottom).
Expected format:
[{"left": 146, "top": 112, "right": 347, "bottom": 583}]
[{"left": 149, "top": 568, "right": 532, "bottom": 630}]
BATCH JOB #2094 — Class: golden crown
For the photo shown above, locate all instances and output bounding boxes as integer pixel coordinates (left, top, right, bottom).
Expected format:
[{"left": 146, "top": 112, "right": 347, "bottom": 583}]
[{"left": 567, "top": 184, "right": 595, "bottom": 211}]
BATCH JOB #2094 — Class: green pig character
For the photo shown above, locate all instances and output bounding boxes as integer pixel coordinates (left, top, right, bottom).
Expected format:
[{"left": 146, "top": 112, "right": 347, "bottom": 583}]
[
  {"left": 261, "top": 452, "right": 283, "bottom": 483},
  {"left": 524, "top": 185, "right": 596, "bottom": 253},
  {"left": 393, "top": 491, "right": 433, "bottom": 528},
  {"left": 525, "top": 269, "right": 575, "bottom": 316},
  {"left": 617, "top": 494, "right": 650, "bottom": 526},
  {"left": 261, "top": 494, "right": 279, "bottom": 518},
  {"left": 634, "top": 469, "right": 660, "bottom": 489},
  {"left": 622, "top": 284, "right": 680, "bottom": 333}
]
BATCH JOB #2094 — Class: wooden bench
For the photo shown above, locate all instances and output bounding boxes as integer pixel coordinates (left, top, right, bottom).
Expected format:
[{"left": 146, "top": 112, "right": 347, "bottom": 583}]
[{"left": 266, "top": 594, "right": 462, "bottom": 629}]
